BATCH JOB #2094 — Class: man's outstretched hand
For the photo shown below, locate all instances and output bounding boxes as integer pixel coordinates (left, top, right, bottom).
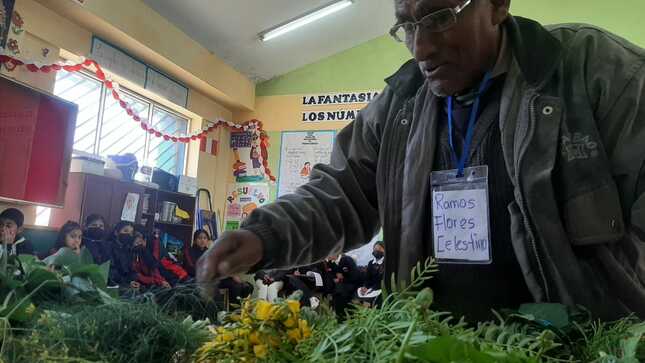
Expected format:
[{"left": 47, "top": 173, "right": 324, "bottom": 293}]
[{"left": 196, "top": 230, "right": 263, "bottom": 297}]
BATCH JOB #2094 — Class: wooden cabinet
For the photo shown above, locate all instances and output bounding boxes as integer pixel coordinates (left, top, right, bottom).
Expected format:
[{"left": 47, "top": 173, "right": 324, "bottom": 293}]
[
  {"left": 51, "top": 173, "right": 197, "bottom": 252},
  {"left": 50, "top": 173, "right": 145, "bottom": 230}
]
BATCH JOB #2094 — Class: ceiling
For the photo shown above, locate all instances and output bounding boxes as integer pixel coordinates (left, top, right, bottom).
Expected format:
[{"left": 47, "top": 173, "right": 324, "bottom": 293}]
[{"left": 142, "top": 0, "right": 395, "bottom": 83}]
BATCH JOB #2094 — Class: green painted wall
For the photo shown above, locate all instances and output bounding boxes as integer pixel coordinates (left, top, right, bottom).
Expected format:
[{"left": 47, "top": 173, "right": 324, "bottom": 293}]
[
  {"left": 257, "top": 35, "right": 410, "bottom": 96},
  {"left": 257, "top": 0, "right": 645, "bottom": 97}
]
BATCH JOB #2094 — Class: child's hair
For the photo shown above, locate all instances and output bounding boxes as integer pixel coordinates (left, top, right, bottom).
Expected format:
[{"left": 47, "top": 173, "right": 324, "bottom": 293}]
[
  {"left": 133, "top": 224, "right": 148, "bottom": 241},
  {"left": 111, "top": 221, "right": 135, "bottom": 241},
  {"left": 193, "top": 229, "right": 210, "bottom": 242},
  {"left": 55, "top": 221, "right": 82, "bottom": 250},
  {"left": 85, "top": 214, "right": 106, "bottom": 227},
  {"left": 0, "top": 208, "right": 25, "bottom": 228}
]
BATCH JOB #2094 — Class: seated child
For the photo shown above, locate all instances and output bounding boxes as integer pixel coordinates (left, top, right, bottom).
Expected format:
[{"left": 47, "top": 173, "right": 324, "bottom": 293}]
[
  {"left": 44, "top": 221, "right": 94, "bottom": 266},
  {"left": 356, "top": 241, "right": 385, "bottom": 306},
  {"left": 0, "top": 208, "right": 34, "bottom": 257},
  {"left": 183, "top": 229, "right": 211, "bottom": 277},
  {"left": 83, "top": 214, "right": 110, "bottom": 264},
  {"left": 107, "top": 221, "right": 139, "bottom": 290},
  {"left": 132, "top": 226, "right": 171, "bottom": 289}
]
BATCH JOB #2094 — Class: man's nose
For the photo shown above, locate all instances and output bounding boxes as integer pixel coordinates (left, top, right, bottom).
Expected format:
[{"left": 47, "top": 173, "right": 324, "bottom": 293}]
[{"left": 413, "top": 29, "right": 442, "bottom": 63}]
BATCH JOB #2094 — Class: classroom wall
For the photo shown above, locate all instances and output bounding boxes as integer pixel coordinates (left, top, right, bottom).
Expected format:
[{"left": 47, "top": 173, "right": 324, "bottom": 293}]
[{"left": 1, "top": 0, "right": 245, "bottom": 227}]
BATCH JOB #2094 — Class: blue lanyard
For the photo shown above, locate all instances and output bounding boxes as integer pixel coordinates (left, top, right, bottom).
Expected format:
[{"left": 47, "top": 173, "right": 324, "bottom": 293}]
[{"left": 447, "top": 71, "right": 492, "bottom": 177}]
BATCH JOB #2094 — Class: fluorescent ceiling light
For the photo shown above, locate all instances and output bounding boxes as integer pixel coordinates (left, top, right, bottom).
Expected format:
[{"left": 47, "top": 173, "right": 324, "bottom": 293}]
[{"left": 259, "top": 0, "right": 354, "bottom": 42}]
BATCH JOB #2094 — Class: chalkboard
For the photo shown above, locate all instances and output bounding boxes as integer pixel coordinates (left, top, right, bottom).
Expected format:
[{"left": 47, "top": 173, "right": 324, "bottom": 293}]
[
  {"left": 91, "top": 37, "right": 146, "bottom": 87},
  {"left": 145, "top": 68, "right": 188, "bottom": 107}
]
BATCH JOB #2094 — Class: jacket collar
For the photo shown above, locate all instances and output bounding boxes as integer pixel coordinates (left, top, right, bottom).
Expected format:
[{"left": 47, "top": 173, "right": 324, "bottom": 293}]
[
  {"left": 506, "top": 16, "right": 563, "bottom": 88},
  {"left": 384, "top": 15, "right": 563, "bottom": 95}
]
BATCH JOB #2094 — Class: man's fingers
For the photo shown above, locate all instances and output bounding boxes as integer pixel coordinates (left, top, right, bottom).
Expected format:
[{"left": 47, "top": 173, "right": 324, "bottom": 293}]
[
  {"left": 196, "top": 238, "right": 234, "bottom": 283},
  {"left": 217, "top": 245, "right": 259, "bottom": 276}
]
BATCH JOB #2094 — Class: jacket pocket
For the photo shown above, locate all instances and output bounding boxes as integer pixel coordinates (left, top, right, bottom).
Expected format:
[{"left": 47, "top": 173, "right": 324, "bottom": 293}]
[{"left": 563, "top": 183, "right": 625, "bottom": 245}]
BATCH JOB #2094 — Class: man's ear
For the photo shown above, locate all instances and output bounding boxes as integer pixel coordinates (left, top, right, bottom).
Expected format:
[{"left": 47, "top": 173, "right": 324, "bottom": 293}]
[
  {"left": 18, "top": 226, "right": 24, "bottom": 235},
  {"left": 489, "top": 0, "right": 510, "bottom": 26}
]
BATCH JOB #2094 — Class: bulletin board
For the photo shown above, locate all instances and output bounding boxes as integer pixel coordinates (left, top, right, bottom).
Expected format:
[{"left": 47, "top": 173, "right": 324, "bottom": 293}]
[
  {"left": 223, "top": 183, "right": 270, "bottom": 231},
  {"left": 277, "top": 130, "right": 335, "bottom": 197},
  {"left": 0, "top": 75, "right": 78, "bottom": 207}
]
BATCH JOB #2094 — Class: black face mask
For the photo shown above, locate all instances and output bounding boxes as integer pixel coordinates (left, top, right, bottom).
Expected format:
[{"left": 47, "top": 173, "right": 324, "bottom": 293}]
[
  {"left": 118, "top": 233, "right": 134, "bottom": 246},
  {"left": 85, "top": 227, "right": 104, "bottom": 240},
  {"left": 372, "top": 251, "right": 384, "bottom": 259}
]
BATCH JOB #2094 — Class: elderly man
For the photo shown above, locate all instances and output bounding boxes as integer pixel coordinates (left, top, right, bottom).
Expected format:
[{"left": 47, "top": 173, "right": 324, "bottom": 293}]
[{"left": 198, "top": 0, "right": 645, "bottom": 321}]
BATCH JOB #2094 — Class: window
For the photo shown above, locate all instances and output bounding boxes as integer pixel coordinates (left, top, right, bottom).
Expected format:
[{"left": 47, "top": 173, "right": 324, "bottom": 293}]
[{"left": 54, "top": 71, "right": 189, "bottom": 176}]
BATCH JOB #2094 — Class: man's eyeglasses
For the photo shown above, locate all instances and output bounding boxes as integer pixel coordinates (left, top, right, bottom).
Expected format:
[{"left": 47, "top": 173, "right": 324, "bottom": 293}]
[{"left": 390, "top": 0, "right": 472, "bottom": 43}]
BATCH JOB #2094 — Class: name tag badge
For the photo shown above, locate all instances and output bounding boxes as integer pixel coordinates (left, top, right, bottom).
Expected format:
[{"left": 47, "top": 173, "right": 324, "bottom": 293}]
[{"left": 430, "top": 165, "right": 491, "bottom": 264}]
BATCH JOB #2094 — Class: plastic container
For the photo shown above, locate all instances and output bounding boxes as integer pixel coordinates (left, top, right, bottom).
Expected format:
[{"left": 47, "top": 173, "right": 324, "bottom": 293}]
[{"left": 70, "top": 156, "right": 105, "bottom": 176}]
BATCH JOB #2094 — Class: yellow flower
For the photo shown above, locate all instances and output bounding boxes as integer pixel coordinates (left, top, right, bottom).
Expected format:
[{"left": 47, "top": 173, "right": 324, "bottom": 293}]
[
  {"left": 249, "top": 331, "right": 261, "bottom": 345},
  {"left": 287, "top": 300, "right": 300, "bottom": 315},
  {"left": 269, "top": 305, "right": 282, "bottom": 320},
  {"left": 255, "top": 300, "right": 273, "bottom": 321},
  {"left": 299, "top": 319, "right": 311, "bottom": 339},
  {"left": 253, "top": 344, "right": 268, "bottom": 358},
  {"left": 242, "top": 317, "right": 253, "bottom": 325},
  {"left": 283, "top": 316, "right": 297, "bottom": 328},
  {"left": 220, "top": 331, "right": 234, "bottom": 342},
  {"left": 287, "top": 328, "right": 302, "bottom": 343}
]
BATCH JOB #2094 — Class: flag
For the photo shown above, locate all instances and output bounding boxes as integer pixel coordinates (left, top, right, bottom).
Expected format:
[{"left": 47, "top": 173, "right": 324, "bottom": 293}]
[{"left": 200, "top": 137, "right": 218, "bottom": 156}]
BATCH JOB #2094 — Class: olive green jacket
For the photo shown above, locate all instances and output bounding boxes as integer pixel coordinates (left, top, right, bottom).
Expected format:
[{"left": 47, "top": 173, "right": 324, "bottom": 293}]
[{"left": 244, "top": 16, "right": 645, "bottom": 320}]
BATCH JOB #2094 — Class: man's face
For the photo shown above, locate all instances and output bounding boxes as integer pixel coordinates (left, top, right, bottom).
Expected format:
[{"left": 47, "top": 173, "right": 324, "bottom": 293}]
[{"left": 395, "top": 0, "right": 506, "bottom": 96}]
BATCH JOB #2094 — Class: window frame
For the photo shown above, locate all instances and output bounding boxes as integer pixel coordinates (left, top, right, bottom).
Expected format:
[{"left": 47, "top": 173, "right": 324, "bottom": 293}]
[{"left": 55, "top": 70, "right": 190, "bottom": 176}]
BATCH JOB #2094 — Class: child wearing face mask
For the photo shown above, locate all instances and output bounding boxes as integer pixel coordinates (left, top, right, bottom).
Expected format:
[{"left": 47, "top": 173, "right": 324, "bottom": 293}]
[
  {"left": 83, "top": 214, "right": 110, "bottom": 264},
  {"left": 107, "top": 221, "right": 140, "bottom": 291},
  {"left": 356, "top": 241, "right": 385, "bottom": 306},
  {"left": 132, "top": 226, "right": 171, "bottom": 289},
  {"left": 44, "top": 221, "right": 94, "bottom": 267}
]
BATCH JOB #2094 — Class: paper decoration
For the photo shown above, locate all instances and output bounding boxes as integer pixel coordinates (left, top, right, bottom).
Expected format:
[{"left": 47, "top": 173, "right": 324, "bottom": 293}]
[
  {"left": 277, "top": 131, "right": 335, "bottom": 196},
  {"left": 223, "top": 183, "right": 269, "bottom": 230},
  {"left": 230, "top": 131, "right": 252, "bottom": 148},
  {"left": 199, "top": 136, "right": 218, "bottom": 156},
  {"left": 121, "top": 192, "right": 140, "bottom": 222}
]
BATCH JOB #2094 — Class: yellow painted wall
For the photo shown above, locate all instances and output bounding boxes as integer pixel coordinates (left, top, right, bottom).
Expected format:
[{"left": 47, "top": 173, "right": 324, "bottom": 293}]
[{"left": 1, "top": 0, "right": 241, "bottom": 226}]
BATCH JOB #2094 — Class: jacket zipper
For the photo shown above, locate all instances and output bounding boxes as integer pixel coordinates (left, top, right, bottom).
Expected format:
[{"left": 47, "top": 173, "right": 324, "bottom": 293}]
[{"left": 517, "top": 93, "right": 551, "bottom": 302}]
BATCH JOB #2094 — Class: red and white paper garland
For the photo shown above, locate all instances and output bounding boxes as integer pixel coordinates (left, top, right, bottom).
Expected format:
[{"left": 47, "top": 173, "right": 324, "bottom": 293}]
[{"left": 0, "top": 51, "right": 277, "bottom": 181}]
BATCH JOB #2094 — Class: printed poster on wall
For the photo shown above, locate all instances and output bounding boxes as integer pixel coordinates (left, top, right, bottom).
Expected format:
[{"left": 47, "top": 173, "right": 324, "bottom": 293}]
[
  {"left": 230, "top": 130, "right": 265, "bottom": 183},
  {"left": 224, "top": 183, "right": 270, "bottom": 231},
  {"left": 277, "top": 131, "right": 335, "bottom": 197}
]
